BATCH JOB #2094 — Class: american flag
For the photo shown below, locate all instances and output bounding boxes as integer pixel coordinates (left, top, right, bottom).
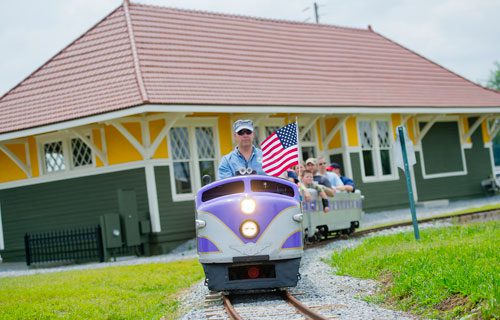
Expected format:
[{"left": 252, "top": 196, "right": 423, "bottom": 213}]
[{"left": 260, "top": 123, "right": 299, "bottom": 177}]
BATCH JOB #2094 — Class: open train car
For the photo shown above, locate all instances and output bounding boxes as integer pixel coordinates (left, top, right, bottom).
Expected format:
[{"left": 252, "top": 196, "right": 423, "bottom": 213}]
[
  {"left": 302, "top": 190, "right": 364, "bottom": 242},
  {"left": 195, "top": 175, "right": 303, "bottom": 292}
]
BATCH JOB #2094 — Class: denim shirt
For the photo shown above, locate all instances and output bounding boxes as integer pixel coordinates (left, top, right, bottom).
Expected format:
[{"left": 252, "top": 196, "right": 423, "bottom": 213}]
[{"left": 218, "top": 146, "right": 265, "bottom": 179}]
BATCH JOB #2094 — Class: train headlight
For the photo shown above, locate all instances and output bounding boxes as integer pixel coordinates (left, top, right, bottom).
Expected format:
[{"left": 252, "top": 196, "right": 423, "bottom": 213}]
[
  {"left": 241, "top": 198, "right": 256, "bottom": 214},
  {"left": 240, "top": 220, "right": 259, "bottom": 238}
]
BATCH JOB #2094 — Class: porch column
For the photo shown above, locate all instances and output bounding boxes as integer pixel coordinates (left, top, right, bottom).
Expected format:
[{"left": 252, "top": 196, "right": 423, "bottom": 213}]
[{"left": 145, "top": 164, "right": 161, "bottom": 232}]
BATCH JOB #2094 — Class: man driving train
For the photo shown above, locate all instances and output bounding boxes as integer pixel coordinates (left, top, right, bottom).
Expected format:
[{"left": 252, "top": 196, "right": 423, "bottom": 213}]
[{"left": 218, "top": 119, "right": 265, "bottom": 179}]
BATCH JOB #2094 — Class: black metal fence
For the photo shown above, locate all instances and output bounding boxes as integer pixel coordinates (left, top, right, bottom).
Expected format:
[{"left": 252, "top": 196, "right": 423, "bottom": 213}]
[{"left": 24, "top": 226, "right": 104, "bottom": 266}]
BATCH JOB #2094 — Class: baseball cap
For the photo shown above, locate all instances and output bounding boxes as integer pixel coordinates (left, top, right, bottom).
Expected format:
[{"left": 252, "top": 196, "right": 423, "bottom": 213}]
[
  {"left": 326, "top": 162, "right": 341, "bottom": 171},
  {"left": 305, "top": 158, "right": 317, "bottom": 165},
  {"left": 233, "top": 119, "right": 254, "bottom": 133}
]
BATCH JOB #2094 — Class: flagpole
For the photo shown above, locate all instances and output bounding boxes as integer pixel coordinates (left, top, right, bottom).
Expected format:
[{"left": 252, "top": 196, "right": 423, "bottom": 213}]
[{"left": 296, "top": 116, "right": 301, "bottom": 180}]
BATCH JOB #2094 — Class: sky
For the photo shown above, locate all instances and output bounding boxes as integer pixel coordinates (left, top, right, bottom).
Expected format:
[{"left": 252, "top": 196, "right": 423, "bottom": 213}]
[{"left": 0, "top": 0, "right": 499, "bottom": 96}]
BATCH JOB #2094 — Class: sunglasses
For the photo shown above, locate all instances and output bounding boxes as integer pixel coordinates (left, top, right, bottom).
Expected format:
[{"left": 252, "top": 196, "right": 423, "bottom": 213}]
[
  {"left": 237, "top": 129, "right": 253, "bottom": 136},
  {"left": 319, "top": 162, "right": 327, "bottom": 165}
]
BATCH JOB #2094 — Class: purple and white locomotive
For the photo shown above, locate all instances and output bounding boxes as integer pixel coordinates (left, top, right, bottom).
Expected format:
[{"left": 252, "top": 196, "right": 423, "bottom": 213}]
[{"left": 195, "top": 175, "right": 303, "bottom": 291}]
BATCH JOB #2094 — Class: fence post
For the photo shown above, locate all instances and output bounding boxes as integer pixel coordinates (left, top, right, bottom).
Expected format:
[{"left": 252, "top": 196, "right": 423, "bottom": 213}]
[
  {"left": 24, "top": 233, "right": 31, "bottom": 266},
  {"left": 97, "top": 225, "right": 105, "bottom": 262}
]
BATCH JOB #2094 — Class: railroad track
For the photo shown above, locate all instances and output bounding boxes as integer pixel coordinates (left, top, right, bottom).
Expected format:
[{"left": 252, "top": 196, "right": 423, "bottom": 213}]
[
  {"left": 202, "top": 209, "right": 499, "bottom": 319},
  {"left": 205, "top": 290, "right": 334, "bottom": 320}
]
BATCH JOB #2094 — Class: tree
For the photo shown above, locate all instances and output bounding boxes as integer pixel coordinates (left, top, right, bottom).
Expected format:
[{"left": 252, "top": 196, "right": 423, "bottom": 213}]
[{"left": 486, "top": 61, "right": 500, "bottom": 91}]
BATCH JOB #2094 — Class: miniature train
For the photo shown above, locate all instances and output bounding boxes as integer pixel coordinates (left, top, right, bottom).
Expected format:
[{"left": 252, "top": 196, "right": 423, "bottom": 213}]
[{"left": 195, "top": 175, "right": 363, "bottom": 292}]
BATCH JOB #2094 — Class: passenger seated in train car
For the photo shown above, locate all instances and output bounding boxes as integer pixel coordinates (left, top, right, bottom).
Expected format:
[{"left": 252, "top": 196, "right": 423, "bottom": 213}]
[
  {"left": 326, "top": 163, "right": 355, "bottom": 192},
  {"left": 218, "top": 119, "right": 266, "bottom": 179},
  {"left": 299, "top": 170, "right": 330, "bottom": 213},
  {"left": 317, "top": 156, "right": 344, "bottom": 188},
  {"left": 305, "top": 158, "right": 336, "bottom": 197}
]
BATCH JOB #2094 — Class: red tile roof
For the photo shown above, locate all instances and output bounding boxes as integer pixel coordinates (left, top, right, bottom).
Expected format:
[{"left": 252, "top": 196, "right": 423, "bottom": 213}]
[{"left": 1, "top": 2, "right": 499, "bottom": 134}]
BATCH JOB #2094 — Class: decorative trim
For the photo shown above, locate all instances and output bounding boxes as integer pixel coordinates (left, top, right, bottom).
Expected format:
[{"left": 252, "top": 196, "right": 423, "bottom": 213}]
[
  {"left": 0, "top": 142, "right": 31, "bottom": 178},
  {"left": 299, "top": 115, "right": 321, "bottom": 141},
  {"left": 322, "top": 116, "right": 349, "bottom": 148},
  {"left": 2, "top": 104, "right": 500, "bottom": 142},
  {"left": 123, "top": 0, "right": 149, "bottom": 102},
  {"left": 462, "top": 115, "right": 488, "bottom": 142},
  {"left": 416, "top": 114, "right": 442, "bottom": 145},
  {"left": 0, "top": 159, "right": 169, "bottom": 191}
]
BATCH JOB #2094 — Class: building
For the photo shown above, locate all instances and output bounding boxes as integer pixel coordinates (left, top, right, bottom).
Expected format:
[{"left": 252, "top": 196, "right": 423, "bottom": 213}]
[{"left": 0, "top": 1, "right": 499, "bottom": 261}]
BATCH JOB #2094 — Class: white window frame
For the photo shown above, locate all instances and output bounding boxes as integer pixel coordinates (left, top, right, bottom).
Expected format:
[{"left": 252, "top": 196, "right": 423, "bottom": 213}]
[
  {"left": 357, "top": 117, "right": 398, "bottom": 183},
  {"left": 418, "top": 118, "right": 467, "bottom": 179},
  {"left": 0, "top": 201, "right": 4, "bottom": 250},
  {"left": 299, "top": 124, "right": 319, "bottom": 162},
  {"left": 37, "top": 131, "right": 95, "bottom": 175},
  {"left": 168, "top": 118, "right": 219, "bottom": 202}
]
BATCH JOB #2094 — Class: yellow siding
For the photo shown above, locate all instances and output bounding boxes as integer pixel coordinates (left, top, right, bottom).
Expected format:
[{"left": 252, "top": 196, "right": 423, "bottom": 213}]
[
  {"left": 149, "top": 119, "right": 168, "bottom": 159},
  {"left": 391, "top": 114, "right": 401, "bottom": 138},
  {"left": 0, "top": 144, "right": 28, "bottom": 182},
  {"left": 218, "top": 115, "right": 233, "bottom": 155},
  {"left": 105, "top": 124, "right": 142, "bottom": 165},
  {"left": 324, "top": 118, "right": 342, "bottom": 149},
  {"left": 316, "top": 122, "right": 323, "bottom": 150},
  {"left": 92, "top": 129, "right": 104, "bottom": 167},
  {"left": 462, "top": 117, "right": 471, "bottom": 144},
  {"left": 346, "top": 117, "right": 359, "bottom": 147},
  {"left": 482, "top": 121, "right": 490, "bottom": 143}
]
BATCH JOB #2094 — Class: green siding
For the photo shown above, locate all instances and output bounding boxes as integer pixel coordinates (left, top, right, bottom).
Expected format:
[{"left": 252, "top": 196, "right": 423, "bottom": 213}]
[
  {"left": 349, "top": 118, "right": 492, "bottom": 212},
  {"left": 349, "top": 153, "right": 409, "bottom": 211},
  {"left": 420, "top": 122, "right": 463, "bottom": 174},
  {"left": 415, "top": 118, "right": 491, "bottom": 201},
  {"left": 0, "top": 169, "right": 149, "bottom": 262},
  {"left": 151, "top": 166, "right": 196, "bottom": 255}
]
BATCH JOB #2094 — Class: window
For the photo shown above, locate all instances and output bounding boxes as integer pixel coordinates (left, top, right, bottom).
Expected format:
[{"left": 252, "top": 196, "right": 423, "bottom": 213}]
[
  {"left": 169, "top": 125, "right": 217, "bottom": 198},
  {"left": 299, "top": 126, "right": 317, "bottom": 161},
  {"left": 40, "top": 134, "right": 93, "bottom": 174},
  {"left": 358, "top": 119, "right": 395, "bottom": 180}
]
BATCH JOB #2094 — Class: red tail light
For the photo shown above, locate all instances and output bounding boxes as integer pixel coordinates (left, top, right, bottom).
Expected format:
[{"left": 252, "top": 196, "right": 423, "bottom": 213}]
[{"left": 247, "top": 266, "right": 260, "bottom": 279}]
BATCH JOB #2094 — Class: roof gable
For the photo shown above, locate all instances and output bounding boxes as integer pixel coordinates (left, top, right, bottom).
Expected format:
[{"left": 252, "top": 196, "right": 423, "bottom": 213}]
[{"left": 0, "top": 2, "right": 499, "bottom": 135}]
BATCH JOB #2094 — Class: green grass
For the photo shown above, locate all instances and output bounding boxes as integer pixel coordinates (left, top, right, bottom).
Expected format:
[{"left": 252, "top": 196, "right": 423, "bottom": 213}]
[
  {"left": 0, "top": 259, "right": 204, "bottom": 320},
  {"left": 329, "top": 220, "right": 500, "bottom": 319}
]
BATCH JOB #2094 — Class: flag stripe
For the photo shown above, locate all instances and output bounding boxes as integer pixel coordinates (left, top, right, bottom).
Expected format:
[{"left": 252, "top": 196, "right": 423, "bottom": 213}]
[
  {"left": 260, "top": 122, "right": 299, "bottom": 177},
  {"left": 262, "top": 147, "right": 298, "bottom": 166},
  {"left": 262, "top": 149, "right": 298, "bottom": 172}
]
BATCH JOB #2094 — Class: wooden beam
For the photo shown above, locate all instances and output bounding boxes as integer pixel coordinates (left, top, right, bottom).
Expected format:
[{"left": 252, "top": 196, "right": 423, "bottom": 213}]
[
  {"left": 107, "top": 121, "right": 147, "bottom": 158},
  {"left": 147, "top": 114, "right": 185, "bottom": 159},
  {"left": 416, "top": 114, "right": 442, "bottom": 144},
  {"left": 299, "top": 115, "right": 321, "bottom": 141},
  {"left": 401, "top": 114, "right": 414, "bottom": 126},
  {"left": 0, "top": 143, "right": 31, "bottom": 178},
  {"left": 321, "top": 116, "right": 349, "bottom": 148},
  {"left": 462, "top": 115, "right": 488, "bottom": 142}
]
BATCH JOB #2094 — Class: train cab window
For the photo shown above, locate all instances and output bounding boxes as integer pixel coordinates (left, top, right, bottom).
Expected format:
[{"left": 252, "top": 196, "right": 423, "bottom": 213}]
[
  {"left": 201, "top": 181, "right": 245, "bottom": 202},
  {"left": 250, "top": 180, "right": 294, "bottom": 197}
]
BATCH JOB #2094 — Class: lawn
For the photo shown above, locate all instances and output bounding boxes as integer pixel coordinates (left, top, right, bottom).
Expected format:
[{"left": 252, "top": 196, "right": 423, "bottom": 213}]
[
  {"left": 0, "top": 259, "right": 204, "bottom": 319},
  {"left": 329, "top": 220, "right": 499, "bottom": 319}
]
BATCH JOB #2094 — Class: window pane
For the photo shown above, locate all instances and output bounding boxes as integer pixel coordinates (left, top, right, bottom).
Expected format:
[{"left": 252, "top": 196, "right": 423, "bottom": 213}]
[
  {"left": 199, "top": 160, "right": 215, "bottom": 183},
  {"left": 44, "top": 141, "right": 65, "bottom": 172},
  {"left": 174, "top": 162, "right": 192, "bottom": 194},
  {"left": 196, "top": 127, "right": 215, "bottom": 159},
  {"left": 380, "top": 149, "right": 392, "bottom": 175},
  {"left": 71, "top": 137, "right": 93, "bottom": 168},
  {"left": 170, "top": 127, "right": 190, "bottom": 160},
  {"left": 359, "top": 121, "right": 373, "bottom": 149},
  {"left": 362, "top": 150, "right": 375, "bottom": 176},
  {"left": 299, "top": 126, "right": 313, "bottom": 142},
  {"left": 376, "top": 121, "right": 391, "bottom": 148},
  {"left": 301, "top": 146, "right": 316, "bottom": 162}
]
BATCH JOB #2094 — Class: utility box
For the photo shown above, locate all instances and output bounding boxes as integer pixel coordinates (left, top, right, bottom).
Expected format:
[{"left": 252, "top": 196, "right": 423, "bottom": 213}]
[
  {"left": 118, "top": 189, "right": 141, "bottom": 246},
  {"left": 100, "top": 214, "right": 123, "bottom": 248}
]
